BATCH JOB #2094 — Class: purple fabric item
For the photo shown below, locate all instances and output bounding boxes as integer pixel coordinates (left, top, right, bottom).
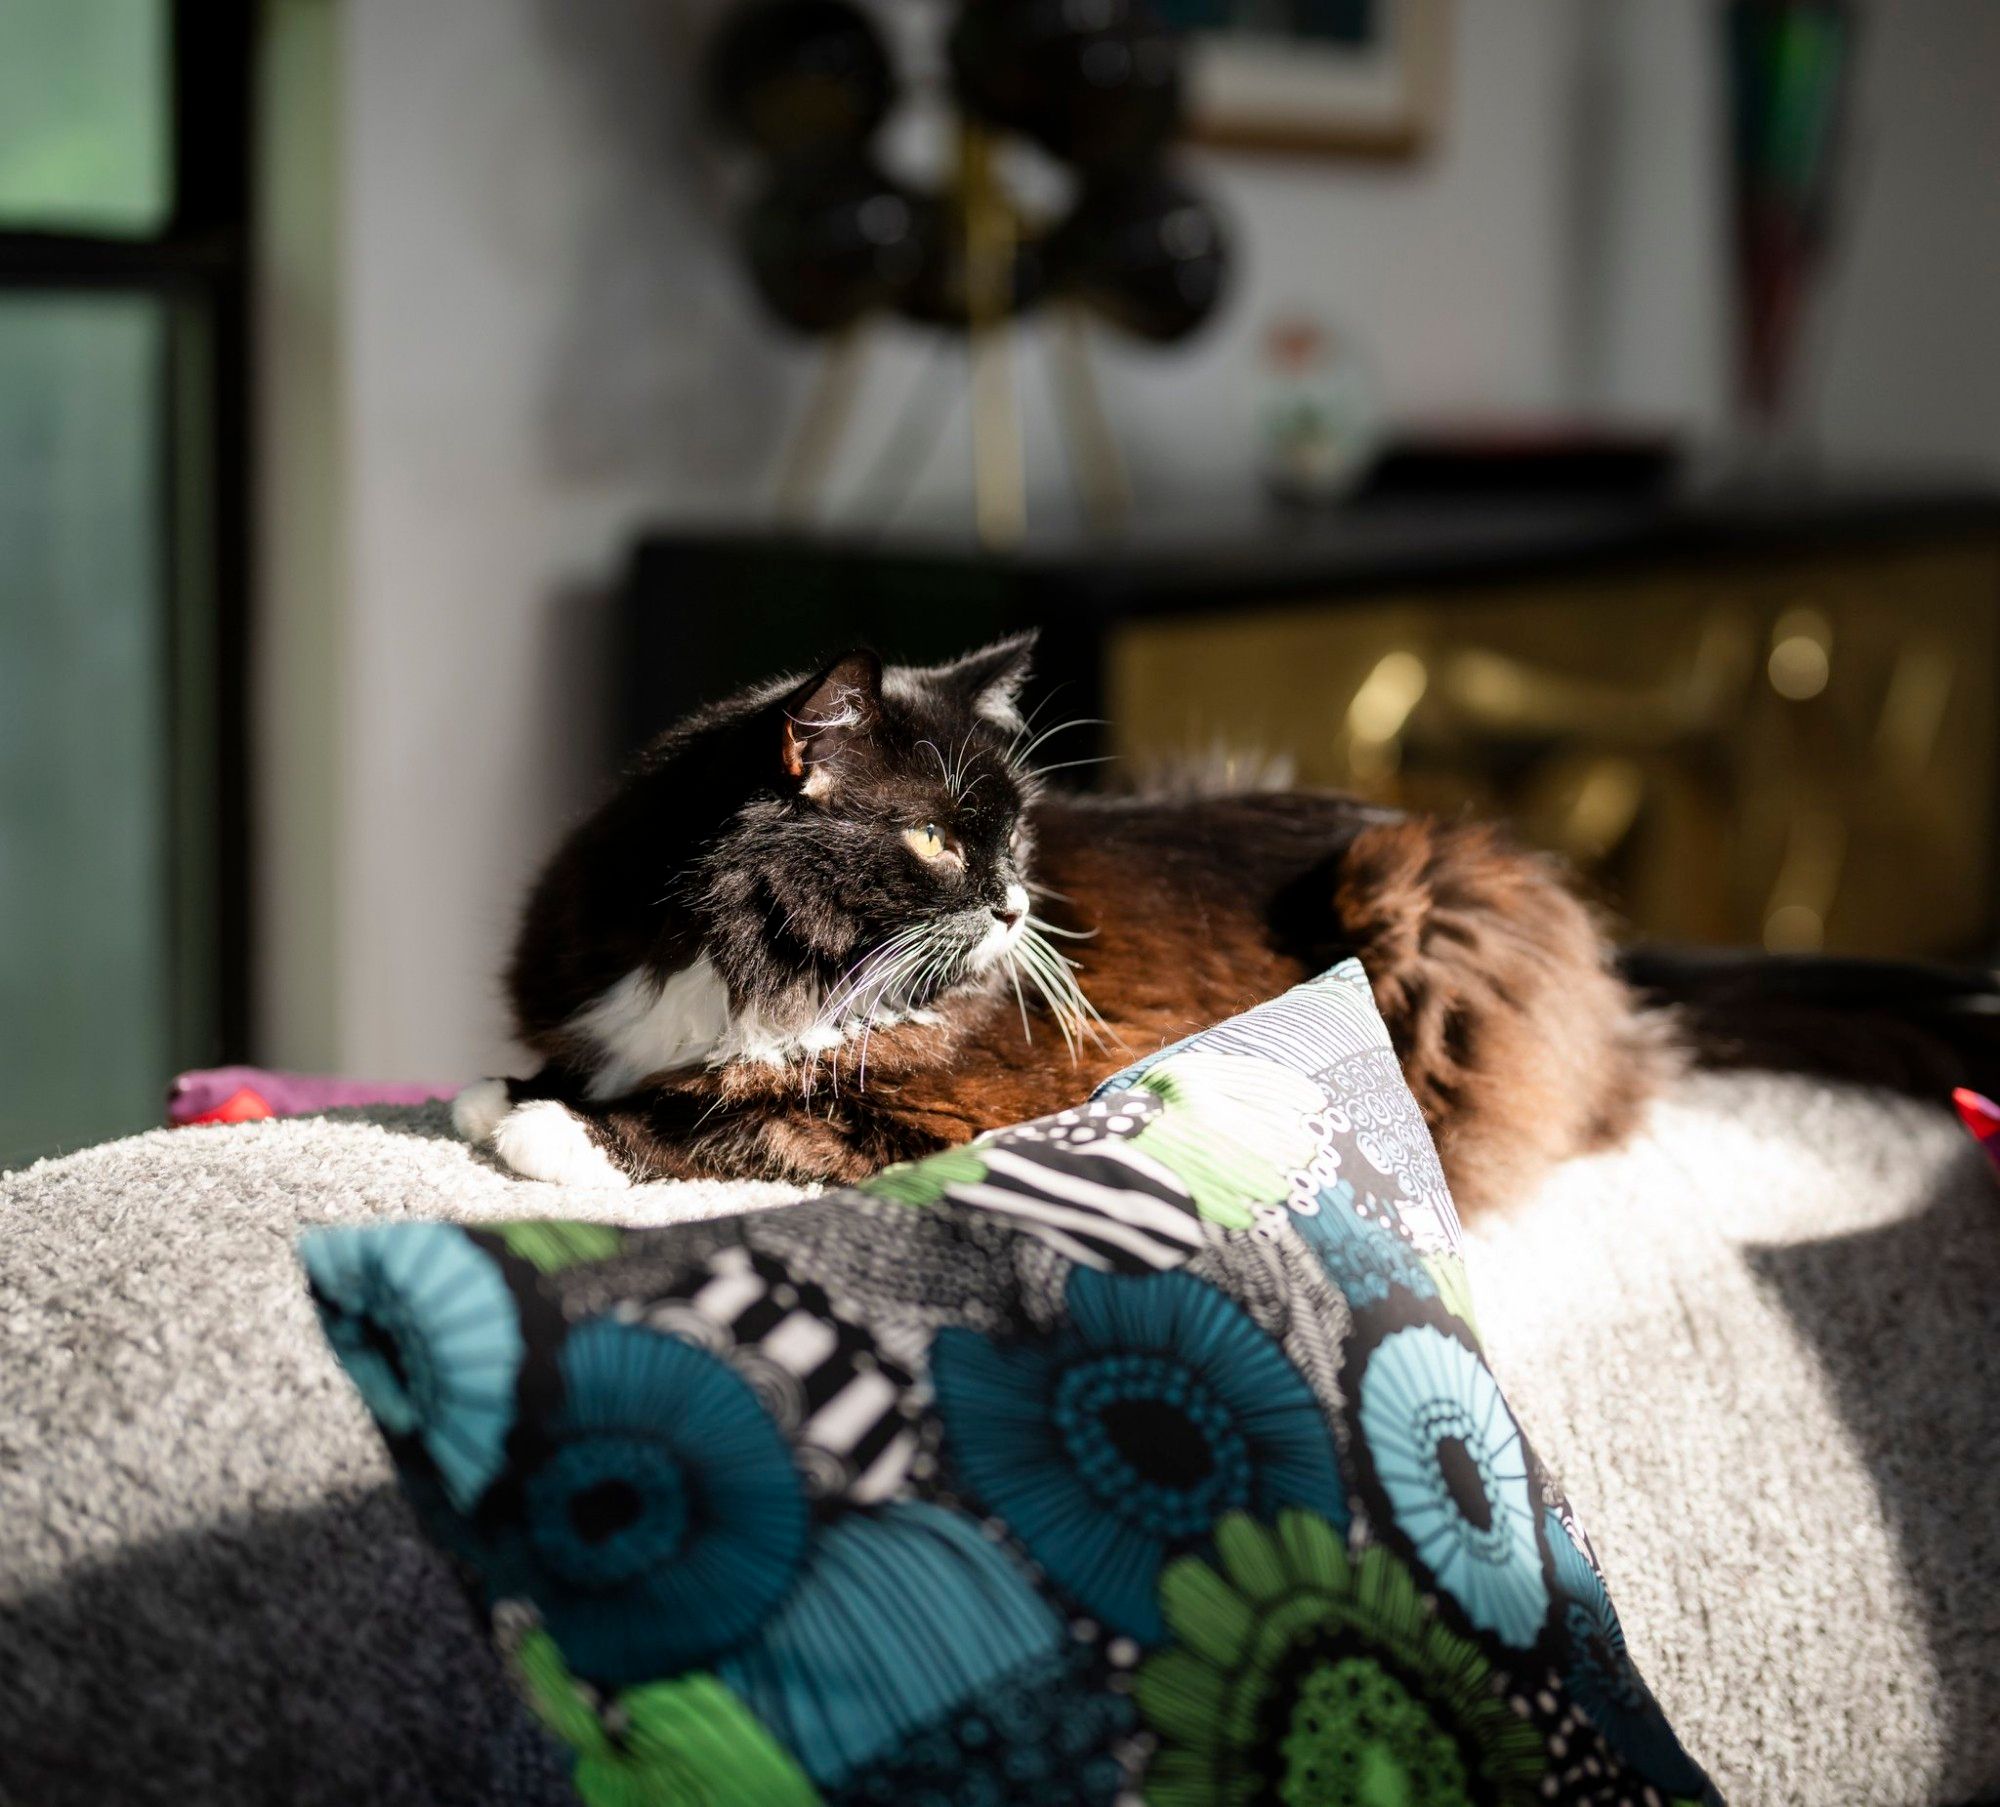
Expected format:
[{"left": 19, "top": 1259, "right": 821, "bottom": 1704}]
[{"left": 167, "top": 1067, "right": 458, "bottom": 1126}]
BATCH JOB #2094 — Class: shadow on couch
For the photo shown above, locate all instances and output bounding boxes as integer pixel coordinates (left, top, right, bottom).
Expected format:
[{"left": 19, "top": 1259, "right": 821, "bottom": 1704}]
[
  {"left": 1745, "top": 1141, "right": 2000, "bottom": 1807},
  {"left": 0, "top": 1486, "right": 575, "bottom": 1807}
]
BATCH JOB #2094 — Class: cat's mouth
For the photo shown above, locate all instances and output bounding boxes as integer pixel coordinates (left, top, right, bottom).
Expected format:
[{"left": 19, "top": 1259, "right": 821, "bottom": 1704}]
[{"left": 966, "top": 884, "right": 1032, "bottom": 974}]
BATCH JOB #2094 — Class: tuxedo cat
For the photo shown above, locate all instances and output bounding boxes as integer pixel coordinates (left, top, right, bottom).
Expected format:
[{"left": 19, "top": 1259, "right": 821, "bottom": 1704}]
[{"left": 455, "top": 632, "right": 1990, "bottom": 1215}]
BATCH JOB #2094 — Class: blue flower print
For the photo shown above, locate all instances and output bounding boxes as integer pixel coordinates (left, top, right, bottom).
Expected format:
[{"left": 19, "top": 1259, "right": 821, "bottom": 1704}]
[
  {"left": 1356, "top": 1322, "right": 1547, "bottom": 1647},
  {"left": 930, "top": 1267, "right": 1348, "bottom": 1644},
  {"left": 483, "top": 1317, "right": 810, "bottom": 1687},
  {"left": 302, "top": 1222, "right": 524, "bottom": 1512},
  {"left": 1291, "top": 1183, "right": 1438, "bottom": 1310}
]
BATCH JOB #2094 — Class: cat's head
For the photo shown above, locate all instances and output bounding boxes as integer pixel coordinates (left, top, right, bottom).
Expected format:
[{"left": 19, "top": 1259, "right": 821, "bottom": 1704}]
[{"left": 685, "top": 631, "right": 1089, "bottom": 1046}]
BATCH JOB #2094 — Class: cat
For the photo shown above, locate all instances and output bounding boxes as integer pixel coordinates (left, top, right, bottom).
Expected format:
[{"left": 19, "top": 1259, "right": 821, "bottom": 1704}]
[
  {"left": 454, "top": 631, "right": 2000, "bottom": 1215},
  {"left": 453, "top": 631, "right": 1676, "bottom": 1217}
]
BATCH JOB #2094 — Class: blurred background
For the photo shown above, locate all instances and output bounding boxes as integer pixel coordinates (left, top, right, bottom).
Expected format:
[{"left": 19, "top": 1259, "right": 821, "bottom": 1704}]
[{"left": 4, "top": 0, "right": 1998, "bottom": 1165}]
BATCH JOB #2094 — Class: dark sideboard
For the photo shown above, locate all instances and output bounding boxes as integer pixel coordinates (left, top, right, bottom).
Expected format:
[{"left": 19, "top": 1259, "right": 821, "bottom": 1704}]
[{"left": 621, "top": 486, "right": 2000, "bottom": 957}]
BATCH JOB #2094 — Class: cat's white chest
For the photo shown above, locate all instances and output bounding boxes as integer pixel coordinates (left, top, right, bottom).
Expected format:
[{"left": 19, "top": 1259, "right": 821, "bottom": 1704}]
[
  {"left": 572, "top": 958, "right": 734, "bottom": 1098},
  {"left": 568, "top": 951, "right": 929, "bottom": 1096}
]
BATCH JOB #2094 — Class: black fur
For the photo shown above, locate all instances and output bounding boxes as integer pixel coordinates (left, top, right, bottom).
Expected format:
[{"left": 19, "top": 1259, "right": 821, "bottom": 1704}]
[{"left": 506, "top": 635, "right": 1039, "bottom": 1090}]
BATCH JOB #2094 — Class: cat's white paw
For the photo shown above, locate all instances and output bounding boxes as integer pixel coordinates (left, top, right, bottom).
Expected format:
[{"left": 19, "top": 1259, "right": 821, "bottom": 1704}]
[
  {"left": 451, "top": 1077, "right": 512, "bottom": 1144},
  {"left": 489, "top": 1099, "right": 630, "bottom": 1188}
]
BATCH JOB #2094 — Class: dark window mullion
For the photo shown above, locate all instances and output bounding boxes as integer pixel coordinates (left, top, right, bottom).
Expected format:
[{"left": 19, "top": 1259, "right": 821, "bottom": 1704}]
[
  {"left": 170, "top": 0, "right": 252, "bottom": 244},
  {"left": 0, "top": 233, "right": 235, "bottom": 288},
  {"left": 163, "top": 290, "right": 221, "bottom": 1072},
  {"left": 166, "top": 0, "right": 254, "bottom": 1061}
]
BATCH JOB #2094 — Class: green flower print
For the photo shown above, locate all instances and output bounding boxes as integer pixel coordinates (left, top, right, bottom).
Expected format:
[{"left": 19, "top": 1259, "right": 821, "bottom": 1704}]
[
  {"left": 511, "top": 1625, "right": 820, "bottom": 1807},
  {"left": 1130, "top": 1052, "right": 1328, "bottom": 1228},
  {"left": 495, "top": 1221, "right": 624, "bottom": 1274},
  {"left": 1135, "top": 1510, "right": 1545, "bottom": 1807},
  {"left": 859, "top": 1146, "right": 988, "bottom": 1208}
]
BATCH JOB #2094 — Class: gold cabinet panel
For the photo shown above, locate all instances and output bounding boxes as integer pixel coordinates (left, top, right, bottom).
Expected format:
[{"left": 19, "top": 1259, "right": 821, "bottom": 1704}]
[{"left": 1108, "top": 545, "right": 2000, "bottom": 956}]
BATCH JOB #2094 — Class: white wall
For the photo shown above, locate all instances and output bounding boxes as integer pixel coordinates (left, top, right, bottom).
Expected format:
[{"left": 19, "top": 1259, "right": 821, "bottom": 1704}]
[
  {"left": 1563, "top": 0, "right": 2000, "bottom": 473},
  {"left": 333, "top": 0, "right": 795, "bottom": 1079},
  {"left": 264, "top": 0, "right": 2000, "bottom": 1081},
  {"left": 1814, "top": 0, "right": 2000, "bottom": 473}
]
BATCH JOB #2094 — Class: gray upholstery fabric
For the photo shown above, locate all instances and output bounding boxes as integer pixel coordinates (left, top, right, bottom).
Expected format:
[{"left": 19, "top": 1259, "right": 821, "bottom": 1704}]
[
  {"left": 1471, "top": 1073, "right": 2000, "bottom": 1807},
  {"left": 0, "top": 1105, "right": 798, "bottom": 1807},
  {"left": 1, "top": 1078, "right": 1996, "bottom": 1805}
]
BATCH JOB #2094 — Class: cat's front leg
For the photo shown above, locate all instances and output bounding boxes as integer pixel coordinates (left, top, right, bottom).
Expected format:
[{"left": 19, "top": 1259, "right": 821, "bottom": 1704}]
[
  {"left": 452, "top": 1073, "right": 833, "bottom": 1187},
  {"left": 449, "top": 1076, "right": 516, "bottom": 1146},
  {"left": 593, "top": 1087, "right": 952, "bottom": 1185},
  {"left": 455, "top": 1070, "right": 954, "bottom": 1187},
  {"left": 452, "top": 1073, "right": 638, "bottom": 1188}
]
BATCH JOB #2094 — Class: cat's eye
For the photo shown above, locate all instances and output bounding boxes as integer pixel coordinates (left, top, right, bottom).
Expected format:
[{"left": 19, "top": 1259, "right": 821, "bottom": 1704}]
[{"left": 904, "top": 822, "right": 954, "bottom": 863}]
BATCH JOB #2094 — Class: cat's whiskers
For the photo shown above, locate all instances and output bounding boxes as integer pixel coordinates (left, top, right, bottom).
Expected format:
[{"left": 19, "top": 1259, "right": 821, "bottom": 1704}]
[
  {"left": 916, "top": 739, "right": 956, "bottom": 797},
  {"left": 1020, "top": 754, "right": 1117, "bottom": 784},
  {"left": 815, "top": 931, "right": 913, "bottom": 1026},
  {"left": 1011, "top": 715, "right": 1107, "bottom": 770},
  {"left": 805, "top": 926, "right": 929, "bottom": 1097},
  {"left": 849, "top": 939, "right": 923, "bottom": 1091},
  {"left": 1004, "top": 685, "right": 1071, "bottom": 760},
  {"left": 1007, "top": 963, "right": 1033, "bottom": 1042},
  {"left": 1015, "top": 938, "right": 1081, "bottom": 1058},
  {"left": 1004, "top": 694, "right": 1051, "bottom": 760},
  {"left": 1001, "top": 920, "right": 1111, "bottom": 1060},
  {"left": 857, "top": 928, "right": 963, "bottom": 1090},
  {"left": 859, "top": 954, "right": 914, "bottom": 1087},
  {"left": 807, "top": 918, "right": 968, "bottom": 1096}
]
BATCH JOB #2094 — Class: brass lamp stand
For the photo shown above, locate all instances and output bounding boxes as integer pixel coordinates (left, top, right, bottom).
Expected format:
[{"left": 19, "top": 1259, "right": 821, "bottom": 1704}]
[{"left": 773, "top": 124, "right": 1130, "bottom": 548}]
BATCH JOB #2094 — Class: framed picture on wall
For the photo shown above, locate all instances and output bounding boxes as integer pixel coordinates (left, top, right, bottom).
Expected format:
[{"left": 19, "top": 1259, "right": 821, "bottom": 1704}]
[{"left": 1159, "top": 0, "right": 1451, "bottom": 156}]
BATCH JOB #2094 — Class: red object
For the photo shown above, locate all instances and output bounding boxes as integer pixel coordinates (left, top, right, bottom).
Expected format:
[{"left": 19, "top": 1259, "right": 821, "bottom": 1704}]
[
  {"left": 181, "top": 1085, "right": 275, "bottom": 1127},
  {"left": 1952, "top": 1086, "right": 2000, "bottom": 1165}
]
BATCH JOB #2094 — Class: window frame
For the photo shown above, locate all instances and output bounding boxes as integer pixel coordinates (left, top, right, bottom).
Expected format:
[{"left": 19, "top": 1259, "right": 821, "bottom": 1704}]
[{"left": 0, "top": 0, "right": 255, "bottom": 1067}]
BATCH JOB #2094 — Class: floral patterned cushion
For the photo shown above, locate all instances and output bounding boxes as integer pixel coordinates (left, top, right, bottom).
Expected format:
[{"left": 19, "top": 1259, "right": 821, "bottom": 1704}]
[{"left": 302, "top": 959, "right": 1718, "bottom": 1807}]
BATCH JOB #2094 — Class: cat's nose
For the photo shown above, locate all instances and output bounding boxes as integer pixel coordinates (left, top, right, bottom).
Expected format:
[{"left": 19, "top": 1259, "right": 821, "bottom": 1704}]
[{"left": 994, "top": 883, "right": 1028, "bottom": 928}]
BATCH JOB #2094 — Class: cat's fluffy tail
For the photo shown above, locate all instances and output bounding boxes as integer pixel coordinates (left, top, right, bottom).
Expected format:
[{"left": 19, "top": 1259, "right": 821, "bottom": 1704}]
[{"left": 1330, "top": 817, "right": 1677, "bottom": 1214}]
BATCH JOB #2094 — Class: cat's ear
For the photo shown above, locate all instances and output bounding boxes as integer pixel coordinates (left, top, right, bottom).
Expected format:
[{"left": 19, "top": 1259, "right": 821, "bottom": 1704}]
[
  {"left": 938, "top": 630, "right": 1037, "bottom": 728},
  {"left": 779, "top": 650, "right": 883, "bottom": 795}
]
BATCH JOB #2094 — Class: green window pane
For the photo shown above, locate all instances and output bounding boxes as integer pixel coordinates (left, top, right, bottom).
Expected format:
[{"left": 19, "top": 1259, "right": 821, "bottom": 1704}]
[
  {"left": 0, "top": 294, "right": 173, "bottom": 1166},
  {"left": 0, "top": 0, "right": 172, "bottom": 236}
]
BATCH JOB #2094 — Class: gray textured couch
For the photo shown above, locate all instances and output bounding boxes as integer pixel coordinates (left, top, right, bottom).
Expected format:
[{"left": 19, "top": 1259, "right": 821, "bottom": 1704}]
[{"left": 2, "top": 1073, "right": 1996, "bottom": 1805}]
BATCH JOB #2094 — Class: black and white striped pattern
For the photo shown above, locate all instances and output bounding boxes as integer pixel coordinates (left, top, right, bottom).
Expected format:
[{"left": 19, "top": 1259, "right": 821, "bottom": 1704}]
[
  {"left": 665, "top": 1246, "right": 919, "bottom": 1503},
  {"left": 1199, "top": 959, "right": 1388, "bottom": 1079},
  {"left": 940, "top": 1138, "right": 1207, "bottom": 1274}
]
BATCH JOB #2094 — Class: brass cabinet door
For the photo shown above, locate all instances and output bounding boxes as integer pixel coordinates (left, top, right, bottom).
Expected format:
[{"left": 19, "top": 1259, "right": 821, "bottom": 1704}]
[{"left": 1108, "top": 543, "right": 2000, "bottom": 957}]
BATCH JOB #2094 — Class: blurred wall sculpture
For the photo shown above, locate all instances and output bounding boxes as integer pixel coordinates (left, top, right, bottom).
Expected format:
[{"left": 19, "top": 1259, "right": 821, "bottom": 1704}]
[{"left": 701, "top": 0, "right": 1230, "bottom": 539}]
